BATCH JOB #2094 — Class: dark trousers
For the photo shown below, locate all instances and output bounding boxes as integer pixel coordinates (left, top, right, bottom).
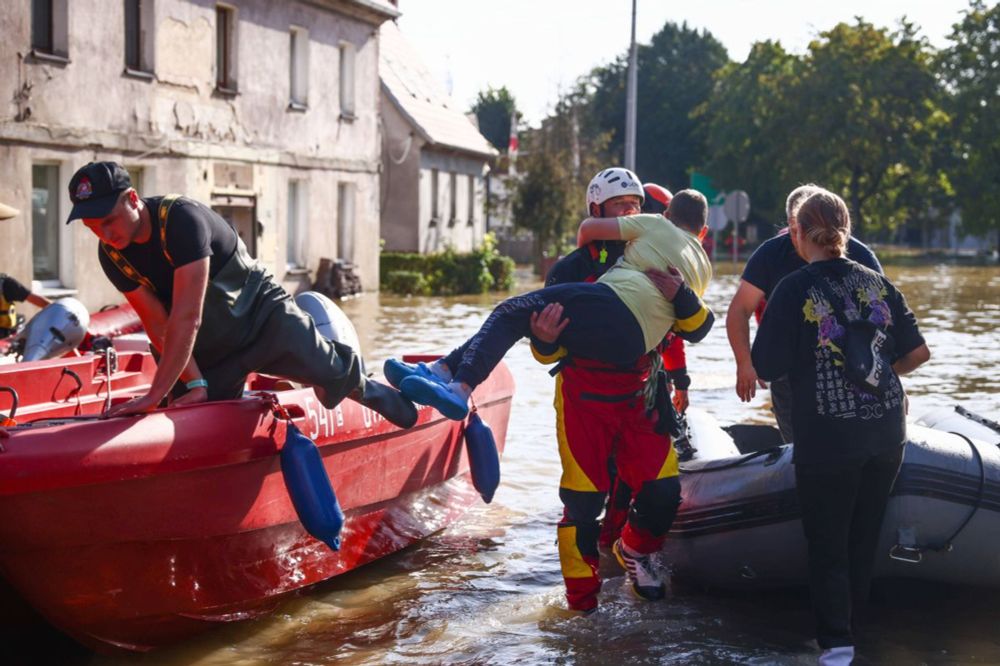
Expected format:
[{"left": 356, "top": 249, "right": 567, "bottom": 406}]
[
  {"left": 444, "top": 283, "right": 646, "bottom": 388},
  {"left": 769, "top": 375, "right": 795, "bottom": 443},
  {"left": 795, "top": 445, "right": 904, "bottom": 649},
  {"left": 201, "top": 296, "right": 363, "bottom": 409}
]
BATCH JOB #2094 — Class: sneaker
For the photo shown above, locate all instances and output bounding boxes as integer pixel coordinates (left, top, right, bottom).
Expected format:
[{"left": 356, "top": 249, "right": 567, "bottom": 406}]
[
  {"left": 399, "top": 375, "right": 469, "bottom": 421},
  {"left": 818, "top": 646, "right": 854, "bottom": 666},
  {"left": 355, "top": 379, "right": 418, "bottom": 429},
  {"left": 383, "top": 359, "right": 444, "bottom": 389},
  {"left": 612, "top": 538, "right": 666, "bottom": 601}
]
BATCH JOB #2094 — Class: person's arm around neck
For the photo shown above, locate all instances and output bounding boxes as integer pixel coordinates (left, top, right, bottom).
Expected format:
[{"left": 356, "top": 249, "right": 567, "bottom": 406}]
[
  {"left": 727, "top": 279, "right": 767, "bottom": 402},
  {"left": 108, "top": 258, "right": 210, "bottom": 416},
  {"left": 577, "top": 217, "right": 623, "bottom": 247}
]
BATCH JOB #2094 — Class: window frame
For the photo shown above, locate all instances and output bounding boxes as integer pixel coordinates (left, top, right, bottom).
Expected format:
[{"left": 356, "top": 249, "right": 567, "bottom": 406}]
[
  {"left": 338, "top": 41, "right": 356, "bottom": 119},
  {"left": 288, "top": 25, "right": 309, "bottom": 109},
  {"left": 448, "top": 172, "right": 457, "bottom": 227},
  {"left": 123, "top": 0, "right": 155, "bottom": 77},
  {"left": 286, "top": 179, "right": 307, "bottom": 271},
  {"left": 336, "top": 182, "right": 355, "bottom": 262},
  {"left": 429, "top": 169, "right": 439, "bottom": 226},
  {"left": 215, "top": 4, "right": 238, "bottom": 94},
  {"left": 30, "top": 0, "right": 69, "bottom": 62},
  {"left": 31, "top": 163, "right": 64, "bottom": 287}
]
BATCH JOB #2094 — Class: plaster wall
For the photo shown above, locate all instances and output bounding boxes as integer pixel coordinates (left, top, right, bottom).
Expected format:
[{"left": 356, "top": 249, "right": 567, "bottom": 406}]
[{"left": 0, "top": 0, "right": 387, "bottom": 312}]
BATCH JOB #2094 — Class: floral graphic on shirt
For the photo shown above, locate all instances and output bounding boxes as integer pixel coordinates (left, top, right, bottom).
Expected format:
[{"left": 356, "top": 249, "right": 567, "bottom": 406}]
[
  {"left": 803, "top": 295, "right": 844, "bottom": 357},
  {"left": 802, "top": 271, "right": 903, "bottom": 421}
]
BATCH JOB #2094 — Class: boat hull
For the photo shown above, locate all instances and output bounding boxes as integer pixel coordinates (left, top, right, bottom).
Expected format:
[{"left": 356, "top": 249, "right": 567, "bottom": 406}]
[
  {"left": 0, "top": 359, "right": 513, "bottom": 652},
  {"left": 664, "top": 412, "right": 1000, "bottom": 591}
]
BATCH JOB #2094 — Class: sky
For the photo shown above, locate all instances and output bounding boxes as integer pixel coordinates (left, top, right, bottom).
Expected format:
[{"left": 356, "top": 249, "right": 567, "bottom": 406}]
[{"left": 396, "top": 0, "right": 976, "bottom": 126}]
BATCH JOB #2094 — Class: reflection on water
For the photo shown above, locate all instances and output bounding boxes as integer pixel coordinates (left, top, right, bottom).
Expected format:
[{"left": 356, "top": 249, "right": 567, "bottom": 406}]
[{"left": 77, "top": 263, "right": 1000, "bottom": 665}]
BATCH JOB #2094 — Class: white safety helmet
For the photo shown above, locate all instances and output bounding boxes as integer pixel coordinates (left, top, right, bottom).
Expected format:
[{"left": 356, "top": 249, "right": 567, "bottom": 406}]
[{"left": 586, "top": 167, "right": 644, "bottom": 212}]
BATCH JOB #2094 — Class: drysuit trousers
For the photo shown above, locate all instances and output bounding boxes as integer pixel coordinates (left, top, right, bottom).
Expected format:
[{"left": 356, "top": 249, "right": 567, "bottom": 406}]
[{"left": 552, "top": 363, "right": 682, "bottom": 611}]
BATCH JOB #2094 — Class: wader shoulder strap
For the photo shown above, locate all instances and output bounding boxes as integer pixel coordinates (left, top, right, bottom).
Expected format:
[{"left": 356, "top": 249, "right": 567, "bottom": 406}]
[
  {"left": 157, "top": 194, "right": 183, "bottom": 267},
  {"left": 100, "top": 194, "right": 184, "bottom": 297},
  {"left": 101, "top": 243, "right": 159, "bottom": 295}
]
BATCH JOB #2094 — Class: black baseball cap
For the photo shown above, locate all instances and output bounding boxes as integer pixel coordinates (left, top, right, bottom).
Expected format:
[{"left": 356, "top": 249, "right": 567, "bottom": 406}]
[{"left": 66, "top": 161, "right": 133, "bottom": 223}]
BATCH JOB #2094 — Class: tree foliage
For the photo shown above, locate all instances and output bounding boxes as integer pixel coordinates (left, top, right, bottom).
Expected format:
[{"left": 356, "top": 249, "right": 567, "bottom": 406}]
[
  {"left": 586, "top": 22, "right": 729, "bottom": 192},
  {"left": 939, "top": 0, "right": 1000, "bottom": 237},
  {"left": 510, "top": 85, "right": 613, "bottom": 259},
  {"left": 471, "top": 86, "right": 518, "bottom": 153},
  {"left": 501, "top": 8, "right": 999, "bottom": 250}
]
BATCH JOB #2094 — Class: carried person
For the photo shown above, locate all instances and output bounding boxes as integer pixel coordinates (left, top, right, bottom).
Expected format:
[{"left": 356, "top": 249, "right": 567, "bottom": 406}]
[
  {"left": 386, "top": 169, "right": 714, "bottom": 423},
  {"left": 67, "top": 161, "right": 416, "bottom": 427}
]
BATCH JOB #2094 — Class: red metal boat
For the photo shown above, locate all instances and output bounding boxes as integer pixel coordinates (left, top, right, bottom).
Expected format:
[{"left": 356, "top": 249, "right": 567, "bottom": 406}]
[{"left": 0, "top": 352, "right": 513, "bottom": 653}]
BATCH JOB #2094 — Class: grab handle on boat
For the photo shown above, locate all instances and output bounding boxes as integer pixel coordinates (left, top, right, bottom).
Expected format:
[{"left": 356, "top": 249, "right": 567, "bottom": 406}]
[
  {"left": 0, "top": 386, "right": 19, "bottom": 424},
  {"left": 888, "top": 544, "right": 924, "bottom": 564}
]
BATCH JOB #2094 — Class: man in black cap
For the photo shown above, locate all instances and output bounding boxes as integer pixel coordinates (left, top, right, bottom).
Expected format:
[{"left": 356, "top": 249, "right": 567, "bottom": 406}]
[{"left": 66, "top": 161, "right": 417, "bottom": 427}]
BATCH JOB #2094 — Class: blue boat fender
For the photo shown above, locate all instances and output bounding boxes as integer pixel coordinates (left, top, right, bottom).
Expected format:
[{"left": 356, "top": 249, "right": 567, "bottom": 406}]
[
  {"left": 464, "top": 410, "right": 501, "bottom": 504},
  {"left": 280, "top": 422, "right": 344, "bottom": 551}
]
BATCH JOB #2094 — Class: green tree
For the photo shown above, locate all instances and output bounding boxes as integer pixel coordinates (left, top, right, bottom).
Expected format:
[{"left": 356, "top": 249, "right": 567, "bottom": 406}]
[
  {"left": 586, "top": 21, "right": 729, "bottom": 191},
  {"left": 939, "top": 0, "right": 1000, "bottom": 239},
  {"left": 471, "top": 86, "right": 518, "bottom": 153},
  {"left": 700, "top": 40, "right": 801, "bottom": 226},
  {"left": 510, "top": 83, "right": 614, "bottom": 263},
  {"left": 788, "top": 20, "right": 947, "bottom": 234}
]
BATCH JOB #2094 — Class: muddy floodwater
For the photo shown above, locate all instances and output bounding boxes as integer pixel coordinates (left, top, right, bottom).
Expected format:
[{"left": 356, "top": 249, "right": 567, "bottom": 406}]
[{"left": 33, "top": 262, "right": 1000, "bottom": 665}]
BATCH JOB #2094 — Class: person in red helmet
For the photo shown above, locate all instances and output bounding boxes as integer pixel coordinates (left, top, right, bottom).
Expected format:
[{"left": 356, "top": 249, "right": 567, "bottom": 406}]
[{"left": 527, "top": 177, "right": 702, "bottom": 613}]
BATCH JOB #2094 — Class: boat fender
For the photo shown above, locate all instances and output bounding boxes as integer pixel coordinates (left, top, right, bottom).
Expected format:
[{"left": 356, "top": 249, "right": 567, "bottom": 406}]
[
  {"left": 464, "top": 410, "right": 500, "bottom": 504},
  {"left": 280, "top": 422, "right": 344, "bottom": 551}
]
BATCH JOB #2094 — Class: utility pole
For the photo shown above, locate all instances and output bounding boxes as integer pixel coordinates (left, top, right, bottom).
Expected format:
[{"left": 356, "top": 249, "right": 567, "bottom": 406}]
[{"left": 624, "top": 0, "right": 638, "bottom": 170}]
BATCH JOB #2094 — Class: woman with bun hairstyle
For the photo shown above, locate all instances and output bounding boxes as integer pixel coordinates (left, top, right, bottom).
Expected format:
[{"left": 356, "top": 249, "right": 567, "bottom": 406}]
[{"left": 751, "top": 189, "right": 930, "bottom": 666}]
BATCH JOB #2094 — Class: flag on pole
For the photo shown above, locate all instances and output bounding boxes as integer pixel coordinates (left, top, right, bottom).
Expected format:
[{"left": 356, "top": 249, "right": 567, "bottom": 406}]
[{"left": 507, "top": 111, "right": 518, "bottom": 175}]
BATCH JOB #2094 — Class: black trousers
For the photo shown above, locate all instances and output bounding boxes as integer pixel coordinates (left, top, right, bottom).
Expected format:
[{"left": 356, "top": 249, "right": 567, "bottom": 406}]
[
  {"left": 794, "top": 445, "right": 904, "bottom": 649},
  {"left": 444, "top": 283, "right": 646, "bottom": 388}
]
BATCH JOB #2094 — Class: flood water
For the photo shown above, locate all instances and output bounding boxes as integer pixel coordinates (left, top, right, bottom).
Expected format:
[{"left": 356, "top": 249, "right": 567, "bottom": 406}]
[{"left": 55, "top": 262, "right": 1000, "bottom": 665}]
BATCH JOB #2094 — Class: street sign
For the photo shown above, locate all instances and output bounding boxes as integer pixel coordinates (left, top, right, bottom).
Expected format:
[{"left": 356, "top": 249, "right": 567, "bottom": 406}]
[
  {"left": 723, "top": 190, "right": 751, "bottom": 263},
  {"left": 707, "top": 205, "right": 727, "bottom": 232},
  {"left": 723, "top": 190, "right": 750, "bottom": 223}
]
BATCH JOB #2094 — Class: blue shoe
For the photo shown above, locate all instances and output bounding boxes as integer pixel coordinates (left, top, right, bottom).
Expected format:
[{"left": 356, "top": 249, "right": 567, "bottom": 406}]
[
  {"left": 383, "top": 359, "right": 444, "bottom": 389},
  {"left": 399, "top": 375, "right": 469, "bottom": 421}
]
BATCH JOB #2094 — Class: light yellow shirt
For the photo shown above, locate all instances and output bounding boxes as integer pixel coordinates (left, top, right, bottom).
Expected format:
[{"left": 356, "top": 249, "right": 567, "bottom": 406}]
[{"left": 596, "top": 213, "right": 713, "bottom": 352}]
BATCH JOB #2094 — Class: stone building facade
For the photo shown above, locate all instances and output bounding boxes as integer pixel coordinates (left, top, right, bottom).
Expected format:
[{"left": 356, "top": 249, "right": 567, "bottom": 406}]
[{"left": 0, "top": 0, "right": 398, "bottom": 313}]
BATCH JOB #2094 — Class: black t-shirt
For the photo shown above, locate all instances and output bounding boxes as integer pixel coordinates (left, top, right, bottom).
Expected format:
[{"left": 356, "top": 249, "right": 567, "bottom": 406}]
[
  {"left": 545, "top": 241, "right": 625, "bottom": 286},
  {"left": 741, "top": 232, "right": 882, "bottom": 299},
  {"left": 98, "top": 196, "right": 238, "bottom": 308},
  {"left": 0, "top": 274, "right": 31, "bottom": 304},
  {"left": 751, "top": 258, "right": 925, "bottom": 465}
]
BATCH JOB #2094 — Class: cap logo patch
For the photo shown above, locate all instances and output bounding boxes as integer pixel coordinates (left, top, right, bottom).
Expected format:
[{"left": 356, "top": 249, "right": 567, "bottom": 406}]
[{"left": 76, "top": 177, "right": 93, "bottom": 200}]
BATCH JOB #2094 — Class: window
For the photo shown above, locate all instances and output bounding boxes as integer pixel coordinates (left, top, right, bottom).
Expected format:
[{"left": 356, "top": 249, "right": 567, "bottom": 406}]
[
  {"left": 31, "top": 0, "right": 68, "bottom": 59},
  {"left": 32, "top": 165, "right": 61, "bottom": 283},
  {"left": 337, "top": 183, "right": 355, "bottom": 261},
  {"left": 287, "top": 180, "right": 306, "bottom": 269},
  {"left": 124, "top": 0, "right": 155, "bottom": 74},
  {"left": 429, "top": 169, "right": 439, "bottom": 225},
  {"left": 125, "top": 166, "right": 144, "bottom": 196},
  {"left": 338, "top": 42, "right": 355, "bottom": 118},
  {"left": 467, "top": 175, "right": 475, "bottom": 226},
  {"left": 289, "top": 27, "right": 309, "bottom": 108},
  {"left": 215, "top": 5, "right": 237, "bottom": 92},
  {"left": 448, "top": 172, "right": 457, "bottom": 226}
]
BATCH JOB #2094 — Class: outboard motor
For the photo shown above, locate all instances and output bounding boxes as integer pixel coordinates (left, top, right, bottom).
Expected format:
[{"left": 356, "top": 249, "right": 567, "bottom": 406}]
[
  {"left": 16, "top": 298, "right": 91, "bottom": 361},
  {"left": 294, "top": 292, "right": 364, "bottom": 372}
]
